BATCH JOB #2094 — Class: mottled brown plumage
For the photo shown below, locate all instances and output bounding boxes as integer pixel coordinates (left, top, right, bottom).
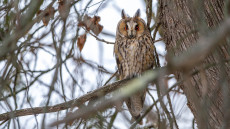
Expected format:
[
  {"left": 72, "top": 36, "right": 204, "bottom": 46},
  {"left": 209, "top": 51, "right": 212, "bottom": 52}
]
[{"left": 114, "top": 9, "right": 155, "bottom": 123}]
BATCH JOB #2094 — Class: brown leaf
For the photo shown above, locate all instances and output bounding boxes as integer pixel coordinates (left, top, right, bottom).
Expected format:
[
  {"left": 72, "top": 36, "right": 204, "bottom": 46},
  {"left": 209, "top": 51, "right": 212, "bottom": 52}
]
[
  {"left": 89, "top": 16, "right": 103, "bottom": 35},
  {"left": 91, "top": 23, "right": 103, "bottom": 36},
  {"left": 77, "top": 33, "right": 87, "bottom": 52},
  {"left": 78, "top": 15, "right": 103, "bottom": 35},
  {"left": 37, "top": 6, "right": 55, "bottom": 26},
  {"left": 58, "top": 0, "right": 70, "bottom": 19},
  {"left": 91, "top": 16, "right": 100, "bottom": 25},
  {"left": 36, "top": 10, "right": 42, "bottom": 16},
  {"left": 42, "top": 16, "right": 49, "bottom": 26},
  {"left": 47, "top": 6, "right": 55, "bottom": 19},
  {"left": 77, "top": 22, "right": 85, "bottom": 27},
  {"left": 83, "top": 15, "right": 93, "bottom": 30}
]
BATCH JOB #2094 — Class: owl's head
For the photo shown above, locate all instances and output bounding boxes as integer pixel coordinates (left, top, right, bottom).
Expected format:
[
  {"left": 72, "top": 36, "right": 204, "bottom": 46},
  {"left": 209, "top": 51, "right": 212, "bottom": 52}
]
[{"left": 116, "top": 9, "right": 147, "bottom": 39}]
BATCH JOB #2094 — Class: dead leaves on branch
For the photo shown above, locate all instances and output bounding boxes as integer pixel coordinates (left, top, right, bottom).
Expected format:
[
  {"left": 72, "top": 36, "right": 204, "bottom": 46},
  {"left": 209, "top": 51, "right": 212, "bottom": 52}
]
[
  {"left": 36, "top": 0, "right": 70, "bottom": 26},
  {"left": 77, "top": 15, "right": 104, "bottom": 52},
  {"left": 36, "top": 1, "right": 104, "bottom": 52},
  {"left": 37, "top": 6, "right": 55, "bottom": 26},
  {"left": 78, "top": 15, "right": 103, "bottom": 36},
  {"left": 58, "top": 0, "right": 70, "bottom": 19}
]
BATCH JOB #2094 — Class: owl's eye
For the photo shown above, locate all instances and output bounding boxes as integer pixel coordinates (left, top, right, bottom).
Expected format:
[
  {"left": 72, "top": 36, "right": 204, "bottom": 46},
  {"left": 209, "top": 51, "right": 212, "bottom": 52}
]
[
  {"left": 135, "top": 25, "right": 139, "bottom": 31},
  {"left": 124, "top": 25, "right": 128, "bottom": 30}
]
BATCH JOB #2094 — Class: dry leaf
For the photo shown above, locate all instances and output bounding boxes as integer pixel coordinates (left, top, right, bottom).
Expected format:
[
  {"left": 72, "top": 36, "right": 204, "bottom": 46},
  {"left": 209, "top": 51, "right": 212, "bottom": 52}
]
[
  {"left": 79, "top": 15, "right": 93, "bottom": 30},
  {"left": 37, "top": 6, "right": 55, "bottom": 26},
  {"left": 78, "top": 15, "right": 103, "bottom": 35},
  {"left": 91, "top": 23, "right": 103, "bottom": 35},
  {"left": 42, "top": 12, "right": 50, "bottom": 26},
  {"left": 77, "top": 22, "right": 85, "bottom": 27},
  {"left": 47, "top": 6, "right": 55, "bottom": 19},
  {"left": 58, "top": 0, "right": 70, "bottom": 19},
  {"left": 36, "top": 10, "right": 42, "bottom": 16},
  {"left": 90, "top": 16, "right": 103, "bottom": 35},
  {"left": 77, "top": 33, "right": 87, "bottom": 52}
]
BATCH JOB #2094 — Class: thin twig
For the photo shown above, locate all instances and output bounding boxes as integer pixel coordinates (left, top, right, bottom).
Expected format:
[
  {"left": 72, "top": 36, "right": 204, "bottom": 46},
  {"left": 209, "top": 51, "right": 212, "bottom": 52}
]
[
  {"left": 166, "top": 92, "right": 179, "bottom": 129},
  {"left": 154, "top": 38, "right": 163, "bottom": 43},
  {"left": 103, "top": 70, "right": 118, "bottom": 86},
  {"left": 146, "top": 0, "right": 153, "bottom": 29},
  {"left": 107, "top": 110, "right": 118, "bottom": 129},
  {"left": 83, "top": 28, "right": 115, "bottom": 44}
]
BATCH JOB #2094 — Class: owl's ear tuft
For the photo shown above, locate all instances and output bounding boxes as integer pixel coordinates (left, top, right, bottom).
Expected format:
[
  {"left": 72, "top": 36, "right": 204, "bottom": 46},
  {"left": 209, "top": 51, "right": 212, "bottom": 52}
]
[
  {"left": 121, "top": 9, "right": 127, "bottom": 19},
  {"left": 134, "top": 9, "right": 140, "bottom": 18}
]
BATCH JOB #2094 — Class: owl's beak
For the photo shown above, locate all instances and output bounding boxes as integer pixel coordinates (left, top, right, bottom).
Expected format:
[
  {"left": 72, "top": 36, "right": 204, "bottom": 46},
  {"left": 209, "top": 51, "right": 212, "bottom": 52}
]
[
  {"left": 128, "top": 34, "right": 134, "bottom": 39},
  {"left": 128, "top": 30, "right": 135, "bottom": 39}
]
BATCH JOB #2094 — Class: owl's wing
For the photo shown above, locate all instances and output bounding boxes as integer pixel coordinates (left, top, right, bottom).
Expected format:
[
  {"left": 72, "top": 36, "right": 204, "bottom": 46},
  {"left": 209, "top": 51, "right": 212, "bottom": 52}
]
[{"left": 114, "top": 41, "right": 123, "bottom": 79}]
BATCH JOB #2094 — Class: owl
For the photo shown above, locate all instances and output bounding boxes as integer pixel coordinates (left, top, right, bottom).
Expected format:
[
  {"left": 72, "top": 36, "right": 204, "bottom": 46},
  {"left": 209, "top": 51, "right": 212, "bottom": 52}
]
[{"left": 114, "top": 9, "right": 155, "bottom": 123}]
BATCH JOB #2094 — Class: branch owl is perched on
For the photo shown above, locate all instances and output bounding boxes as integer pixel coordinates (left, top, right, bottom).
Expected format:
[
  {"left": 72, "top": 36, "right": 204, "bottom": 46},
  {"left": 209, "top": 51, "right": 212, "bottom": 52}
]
[{"left": 114, "top": 9, "right": 155, "bottom": 123}]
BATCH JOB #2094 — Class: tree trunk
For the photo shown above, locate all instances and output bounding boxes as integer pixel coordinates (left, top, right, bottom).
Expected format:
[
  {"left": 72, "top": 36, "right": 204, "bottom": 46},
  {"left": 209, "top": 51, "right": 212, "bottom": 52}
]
[{"left": 159, "top": 0, "right": 230, "bottom": 128}]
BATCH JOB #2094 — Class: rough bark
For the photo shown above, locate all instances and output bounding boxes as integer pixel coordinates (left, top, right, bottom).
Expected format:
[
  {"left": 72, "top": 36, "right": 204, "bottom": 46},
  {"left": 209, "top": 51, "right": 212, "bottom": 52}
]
[{"left": 159, "top": 0, "right": 230, "bottom": 129}]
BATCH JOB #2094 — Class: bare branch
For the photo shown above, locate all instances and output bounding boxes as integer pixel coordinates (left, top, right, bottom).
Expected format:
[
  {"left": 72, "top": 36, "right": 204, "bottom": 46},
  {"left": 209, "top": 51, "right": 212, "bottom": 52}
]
[
  {"left": 0, "top": 79, "right": 128, "bottom": 121},
  {"left": 84, "top": 28, "right": 115, "bottom": 44}
]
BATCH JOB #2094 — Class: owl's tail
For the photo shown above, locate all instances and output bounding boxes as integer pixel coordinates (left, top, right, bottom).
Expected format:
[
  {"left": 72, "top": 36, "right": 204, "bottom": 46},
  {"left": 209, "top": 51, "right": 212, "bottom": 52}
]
[{"left": 126, "top": 91, "right": 146, "bottom": 125}]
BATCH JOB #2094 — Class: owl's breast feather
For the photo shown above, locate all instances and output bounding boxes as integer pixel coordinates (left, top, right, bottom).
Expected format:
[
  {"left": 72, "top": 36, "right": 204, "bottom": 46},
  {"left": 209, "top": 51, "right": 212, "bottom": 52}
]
[{"left": 127, "top": 40, "right": 138, "bottom": 54}]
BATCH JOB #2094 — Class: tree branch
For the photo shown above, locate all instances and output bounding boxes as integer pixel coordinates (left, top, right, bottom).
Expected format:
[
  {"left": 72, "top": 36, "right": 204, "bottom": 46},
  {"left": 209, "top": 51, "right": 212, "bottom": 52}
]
[
  {"left": 0, "top": 79, "right": 128, "bottom": 121},
  {"left": 83, "top": 28, "right": 115, "bottom": 44},
  {"left": 50, "top": 70, "right": 158, "bottom": 126}
]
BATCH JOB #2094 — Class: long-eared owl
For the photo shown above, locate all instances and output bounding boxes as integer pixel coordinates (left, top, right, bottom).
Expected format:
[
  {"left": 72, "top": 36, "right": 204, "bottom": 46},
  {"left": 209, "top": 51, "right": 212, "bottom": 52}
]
[{"left": 114, "top": 9, "right": 155, "bottom": 123}]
